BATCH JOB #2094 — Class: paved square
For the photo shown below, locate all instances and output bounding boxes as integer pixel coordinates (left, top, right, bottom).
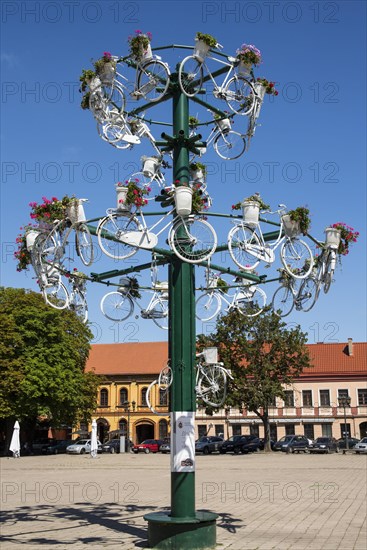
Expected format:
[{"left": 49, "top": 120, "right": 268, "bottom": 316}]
[{"left": 1, "top": 452, "right": 366, "bottom": 549}]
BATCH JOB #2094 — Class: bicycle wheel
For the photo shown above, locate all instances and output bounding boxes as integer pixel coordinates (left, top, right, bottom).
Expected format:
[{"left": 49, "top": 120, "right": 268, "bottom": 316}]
[
  {"left": 227, "top": 224, "right": 261, "bottom": 270},
  {"left": 149, "top": 297, "right": 169, "bottom": 330},
  {"left": 233, "top": 286, "right": 267, "bottom": 317},
  {"left": 323, "top": 251, "right": 335, "bottom": 294},
  {"left": 197, "top": 364, "right": 227, "bottom": 407},
  {"left": 97, "top": 212, "right": 139, "bottom": 260},
  {"left": 224, "top": 76, "right": 256, "bottom": 116},
  {"left": 136, "top": 60, "right": 170, "bottom": 102},
  {"left": 100, "top": 292, "right": 134, "bottom": 322},
  {"left": 92, "top": 82, "right": 126, "bottom": 120},
  {"left": 271, "top": 285, "right": 294, "bottom": 317},
  {"left": 281, "top": 239, "right": 313, "bottom": 279},
  {"left": 213, "top": 130, "right": 246, "bottom": 160},
  {"left": 130, "top": 172, "right": 162, "bottom": 201},
  {"left": 196, "top": 292, "right": 221, "bottom": 321},
  {"left": 69, "top": 288, "right": 88, "bottom": 323},
  {"left": 178, "top": 56, "right": 204, "bottom": 97},
  {"left": 298, "top": 278, "right": 318, "bottom": 312},
  {"left": 158, "top": 364, "right": 172, "bottom": 388},
  {"left": 169, "top": 217, "right": 217, "bottom": 264},
  {"left": 43, "top": 279, "right": 69, "bottom": 310},
  {"left": 38, "top": 222, "right": 70, "bottom": 273},
  {"left": 76, "top": 223, "right": 94, "bottom": 266}
]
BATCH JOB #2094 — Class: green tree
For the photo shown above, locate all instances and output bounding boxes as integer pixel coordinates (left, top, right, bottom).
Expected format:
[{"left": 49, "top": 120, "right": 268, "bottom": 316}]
[
  {"left": 197, "top": 309, "right": 311, "bottom": 451},
  {"left": 0, "top": 287, "right": 99, "bottom": 446}
]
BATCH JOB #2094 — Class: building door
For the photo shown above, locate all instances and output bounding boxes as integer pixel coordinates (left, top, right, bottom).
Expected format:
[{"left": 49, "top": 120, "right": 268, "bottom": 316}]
[
  {"left": 359, "top": 422, "right": 367, "bottom": 438},
  {"left": 136, "top": 423, "right": 154, "bottom": 443}
]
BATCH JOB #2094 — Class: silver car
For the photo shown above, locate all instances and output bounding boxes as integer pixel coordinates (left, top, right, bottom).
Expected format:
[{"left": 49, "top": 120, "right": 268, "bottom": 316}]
[
  {"left": 66, "top": 439, "right": 102, "bottom": 454},
  {"left": 354, "top": 437, "right": 367, "bottom": 454}
]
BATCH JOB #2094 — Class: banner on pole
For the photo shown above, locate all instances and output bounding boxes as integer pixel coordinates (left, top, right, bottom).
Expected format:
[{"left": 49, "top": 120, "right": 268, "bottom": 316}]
[{"left": 170, "top": 411, "right": 195, "bottom": 473}]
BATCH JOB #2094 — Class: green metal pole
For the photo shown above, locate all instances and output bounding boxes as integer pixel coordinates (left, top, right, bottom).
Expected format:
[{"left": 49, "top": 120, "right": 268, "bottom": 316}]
[{"left": 170, "top": 83, "right": 196, "bottom": 519}]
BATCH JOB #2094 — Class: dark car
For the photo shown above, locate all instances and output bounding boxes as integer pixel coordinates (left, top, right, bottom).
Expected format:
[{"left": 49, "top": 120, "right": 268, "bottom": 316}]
[
  {"left": 336, "top": 437, "right": 359, "bottom": 450},
  {"left": 258, "top": 438, "right": 275, "bottom": 450},
  {"left": 132, "top": 439, "right": 164, "bottom": 454},
  {"left": 273, "top": 435, "right": 309, "bottom": 453},
  {"left": 102, "top": 439, "right": 133, "bottom": 453},
  {"left": 309, "top": 437, "right": 339, "bottom": 453},
  {"left": 220, "top": 435, "right": 261, "bottom": 454},
  {"left": 33, "top": 438, "right": 56, "bottom": 454},
  {"left": 46, "top": 440, "right": 73, "bottom": 455},
  {"left": 195, "top": 436, "right": 224, "bottom": 455},
  {"left": 220, "top": 435, "right": 246, "bottom": 454},
  {"left": 239, "top": 435, "right": 263, "bottom": 454}
]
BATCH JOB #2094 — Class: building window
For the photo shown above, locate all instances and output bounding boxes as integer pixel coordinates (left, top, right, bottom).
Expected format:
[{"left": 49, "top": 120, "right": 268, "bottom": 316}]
[
  {"left": 302, "top": 390, "right": 313, "bottom": 407},
  {"left": 322, "top": 424, "right": 332, "bottom": 437},
  {"left": 285, "top": 424, "right": 295, "bottom": 435},
  {"left": 119, "top": 388, "right": 128, "bottom": 405},
  {"left": 100, "top": 388, "right": 108, "bottom": 407},
  {"left": 284, "top": 391, "right": 294, "bottom": 407},
  {"left": 159, "top": 388, "right": 168, "bottom": 406},
  {"left": 250, "top": 424, "right": 259, "bottom": 437},
  {"left": 119, "top": 419, "right": 127, "bottom": 436},
  {"left": 269, "top": 396, "right": 276, "bottom": 407},
  {"left": 304, "top": 424, "right": 314, "bottom": 440},
  {"left": 340, "top": 423, "right": 350, "bottom": 438},
  {"left": 159, "top": 419, "right": 168, "bottom": 440},
  {"left": 270, "top": 424, "right": 278, "bottom": 442},
  {"left": 320, "top": 390, "right": 330, "bottom": 406},
  {"left": 338, "top": 389, "right": 349, "bottom": 401},
  {"left": 141, "top": 388, "right": 148, "bottom": 407},
  {"left": 215, "top": 424, "right": 224, "bottom": 438},
  {"left": 198, "top": 425, "right": 207, "bottom": 438},
  {"left": 358, "top": 389, "right": 367, "bottom": 405},
  {"left": 232, "top": 424, "right": 242, "bottom": 436}
]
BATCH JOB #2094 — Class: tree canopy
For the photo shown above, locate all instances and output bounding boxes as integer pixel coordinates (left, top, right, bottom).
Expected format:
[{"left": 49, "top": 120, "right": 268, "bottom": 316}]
[
  {"left": 0, "top": 287, "right": 99, "bottom": 429},
  {"left": 197, "top": 309, "right": 311, "bottom": 450}
]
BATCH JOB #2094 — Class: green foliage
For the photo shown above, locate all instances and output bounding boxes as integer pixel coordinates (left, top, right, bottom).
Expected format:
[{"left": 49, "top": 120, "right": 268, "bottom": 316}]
[
  {"left": 79, "top": 69, "right": 96, "bottom": 92},
  {"left": 189, "top": 116, "right": 200, "bottom": 127},
  {"left": 189, "top": 162, "right": 207, "bottom": 176},
  {"left": 196, "top": 32, "right": 218, "bottom": 48},
  {"left": 0, "top": 287, "right": 99, "bottom": 427},
  {"left": 288, "top": 207, "right": 311, "bottom": 235},
  {"left": 197, "top": 309, "right": 310, "bottom": 450}
]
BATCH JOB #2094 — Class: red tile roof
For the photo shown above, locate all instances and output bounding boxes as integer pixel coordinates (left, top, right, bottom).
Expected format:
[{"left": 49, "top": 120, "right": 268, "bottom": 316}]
[{"left": 86, "top": 341, "right": 366, "bottom": 379}]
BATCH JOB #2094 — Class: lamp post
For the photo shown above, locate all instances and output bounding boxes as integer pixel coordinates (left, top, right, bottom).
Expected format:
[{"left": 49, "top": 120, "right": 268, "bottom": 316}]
[
  {"left": 123, "top": 400, "right": 136, "bottom": 451},
  {"left": 338, "top": 395, "right": 351, "bottom": 452}
]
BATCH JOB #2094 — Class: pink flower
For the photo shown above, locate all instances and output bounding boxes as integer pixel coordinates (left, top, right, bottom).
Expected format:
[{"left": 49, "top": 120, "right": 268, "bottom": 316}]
[{"left": 103, "top": 51, "right": 112, "bottom": 58}]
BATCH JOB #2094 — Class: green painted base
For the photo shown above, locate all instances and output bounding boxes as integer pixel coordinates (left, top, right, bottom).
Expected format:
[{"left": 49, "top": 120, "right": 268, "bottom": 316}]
[{"left": 144, "top": 511, "right": 218, "bottom": 549}]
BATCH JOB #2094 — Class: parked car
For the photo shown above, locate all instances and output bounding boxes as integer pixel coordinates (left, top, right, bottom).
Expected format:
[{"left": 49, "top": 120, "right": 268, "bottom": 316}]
[
  {"left": 66, "top": 439, "right": 102, "bottom": 454},
  {"left": 273, "top": 435, "right": 309, "bottom": 453},
  {"left": 159, "top": 438, "right": 170, "bottom": 454},
  {"left": 195, "top": 436, "right": 223, "bottom": 455},
  {"left": 132, "top": 439, "right": 164, "bottom": 454},
  {"left": 46, "top": 440, "right": 73, "bottom": 454},
  {"left": 220, "top": 435, "right": 246, "bottom": 454},
  {"left": 258, "top": 438, "right": 275, "bottom": 450},
  {"left": 354, "top": 437, "right": 367, "bottom": 454},
  {"left": 309, "top": 437, "right": 339, "bottom": 453},
  {"left": 102, "top": 439, "right": 133, "bottom": 453},
  {"left": 336, "top": 437, "right": 360, "bottom": 450},
  {"left": 32, "top": 438, "right": 56, "bottom": 454}
]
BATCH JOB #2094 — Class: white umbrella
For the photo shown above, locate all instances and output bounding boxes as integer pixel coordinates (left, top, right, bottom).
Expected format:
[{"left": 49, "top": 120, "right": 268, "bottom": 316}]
[
  {"left": 90, "top": 419, "right": 98, "bottom": 458},
  {"left": 9, "top": 421, "right": 20, "bottom": 458}
]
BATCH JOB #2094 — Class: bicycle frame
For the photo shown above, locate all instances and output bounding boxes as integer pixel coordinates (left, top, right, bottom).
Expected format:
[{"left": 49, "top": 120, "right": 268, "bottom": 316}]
[{"left": 199, "top": 55, "right": 238, "bottom": 94}]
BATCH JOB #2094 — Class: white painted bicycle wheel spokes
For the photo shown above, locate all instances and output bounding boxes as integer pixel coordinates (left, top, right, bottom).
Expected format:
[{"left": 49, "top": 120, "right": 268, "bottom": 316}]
[
  {"left": 169, "top": 218, "right": 217, "bottom": 264},
  {"left": 97, "top": 213, "right": 139, "bottom": 260},
  {"left": 197, "top": 364, "right": 227, "bottom": 407},
  {"left": 228, "top": 224, "right": 261, "bottom": 270},
  {"left": 298, "top": 278, "right": 318, "bottom": 312},
  {"left": 69, "top": 288, "right": 88, "bottom": 323},
  {"left": 136, "top": 60, "right": 170, "bottom": 102},
  {"left": 281, "top": 239, "right": 313, "bottom": 279},
  {"left": 158, "top": 365, "right": 173, "bottom": 388},
  {"left": 224, "top": 77, "right": 256, "bottom": 116},
  {"left": 195, "top": 292, "right": 221, "bottom": 321},
  {"left": 178, "top": 56, "right": 204, "bottom": 97},
  {"left": 214, "top": 130, "right": 246, "bottom": 160},
  {"left": 233, "top": 286, "right": 267, "bottom": 317},
  {"left": 76, "top": 223, "right": 94, "bottom": 266},
  {"left": 271, "top": 285, "right": 294, "bottom": 317},
  {"left": 100, "top": 291, "right": 134, "bottom": 322},
  {"left": 43, "top": 279, "right": 69, "bottom": 310}
]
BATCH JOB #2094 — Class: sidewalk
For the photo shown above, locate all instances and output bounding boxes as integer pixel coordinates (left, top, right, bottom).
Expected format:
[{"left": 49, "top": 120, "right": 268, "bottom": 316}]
[{"left": 1, "top": 451, "right": 366, "bottom": 549}]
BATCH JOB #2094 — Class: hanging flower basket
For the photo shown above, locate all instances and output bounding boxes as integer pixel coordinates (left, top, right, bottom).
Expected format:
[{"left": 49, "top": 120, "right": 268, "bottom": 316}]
[
  {"left": 237, "top": 60, "right": 253, "bottom": 77},
  {"left": 325, "top": 227, "right": 341, "bottom": 249},
  {"left": 174, "top": 186, "right": 193, "bottom": 216},
  {"left": 66, "top": 200, "right": 86, "bottom": 224},
  {"left": 115, "top": 184, "right": 130, "bottom": 210},
  {"left": 189, "top": 162, "right": 206, "bottom": 183},
  {"left": 282, "top": 214, "right": 301, "bottom": 238},
  {"left": 25, "top": 229, "right": 40, "bottom": 251},
  {"left": 253, "top": 82, "right": 267, "bottom": 101},
  {"left": 128, "top": 31, "right": 153, "bottom": 62},
  {"left": 142, "top": 156, "right": 160, "bottom": 178},
  {"left": 215, "top": 117, "right": 231, "bottom": 132},
  {"left": 194, "top": 39, "right": 211, "bottom": 62},
  {"left": 99, "top": 62, "right": 116, "bottom": 83},
  {"left": 242, "top": 201, "right": 260, "bottom": 224},
  {"left": 89, "top": 76, "right": 102, "bottom": 92}
]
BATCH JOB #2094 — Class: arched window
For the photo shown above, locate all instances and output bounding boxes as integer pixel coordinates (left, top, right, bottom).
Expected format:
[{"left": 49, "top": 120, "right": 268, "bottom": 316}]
[
  {"left": 159, "top": 419, "right": 168, "bottom": 440},
  {"left": 141, "top": 387, "right": 148, "bottom": 407},
  {"left": 159, "top": 388, "right": 168, "bottom": 406},
  {"left": 119, "top": 388, "right": 128, "bottom": 405},
  {"left": 100, "top": 388, "right": 108, "bottom": 407}
]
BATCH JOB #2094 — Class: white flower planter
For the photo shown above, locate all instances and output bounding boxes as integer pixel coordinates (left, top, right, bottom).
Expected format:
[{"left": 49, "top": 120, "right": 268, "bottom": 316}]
[
  {"left": 203, "top": 347, "right": 218, "bottom": 364},
  {"left": 282, "top": 214, "right": 301, "bottom": 238},
  {"left": 237, "top": 60, "right": 253, "bottom": 77},
  {"left": 242, "top": 201, "right": 260, "bottom": 225},
  {"left": 325, "top": 227, "right": 341, "bottom": 248},
  {"left": 190, "top": 169, "right": 205, "bottom": 183},
  {"left": 215, "top": 118, "right": 231, "bottom": 132},
  {"left": 118, "top": 277, "right": 131, "bottom": 293},
  {"left": 174, "top": 186, "right": 193, "bottom": 217},
  {"left": 134, "top": 40, "right": 152, "bottom": 61},
  {"left": 99, "top": 62, "right": 115, "bottom": 83},
  {"left": 194, "top": 39, "right": 211, "bottom": 62},
  {"left": 115, "top": 185, "right": 130, "bottom": 210},
  {"left": 26, "top": 230, "right": 40, "bottom": 251},
  {"left": 88, "top": 76, "right": 101, "bottom": 92},
  {"left": 66, "top": 201, "right": 86, "bottom": 224},
  {"left": 254, "top": 82, "right": 266, "bottom": 100},
  {"left": 143, "top": 157, "right": 160, "bottom": 178}
]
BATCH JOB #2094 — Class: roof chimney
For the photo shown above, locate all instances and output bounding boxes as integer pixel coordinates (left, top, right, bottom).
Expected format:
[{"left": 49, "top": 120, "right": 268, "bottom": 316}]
[{"left": 347, "top": 338, "right": 353, "bottom": 356}]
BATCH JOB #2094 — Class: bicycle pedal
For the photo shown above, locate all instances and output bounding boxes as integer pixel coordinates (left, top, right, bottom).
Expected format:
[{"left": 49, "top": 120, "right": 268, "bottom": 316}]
[{"left": 140, "top": 310, "right": 149, "bottom": 319}]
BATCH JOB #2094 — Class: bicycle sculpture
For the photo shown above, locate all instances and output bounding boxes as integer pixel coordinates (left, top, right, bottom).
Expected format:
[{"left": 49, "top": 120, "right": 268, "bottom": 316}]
[{"left": 16, "top": 34, "right": 358, "bottom": 411}]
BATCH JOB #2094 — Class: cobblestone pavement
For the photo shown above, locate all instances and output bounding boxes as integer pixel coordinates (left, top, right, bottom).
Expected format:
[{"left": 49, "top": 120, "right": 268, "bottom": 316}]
[{"left": 1, "top": 452, "right": 366, "bottom": 549}]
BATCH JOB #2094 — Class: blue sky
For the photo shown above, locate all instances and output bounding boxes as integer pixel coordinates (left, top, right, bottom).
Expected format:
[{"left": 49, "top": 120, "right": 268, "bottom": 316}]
[{"left": 1, "top": 0, "right": 366, "bottom": 345}]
